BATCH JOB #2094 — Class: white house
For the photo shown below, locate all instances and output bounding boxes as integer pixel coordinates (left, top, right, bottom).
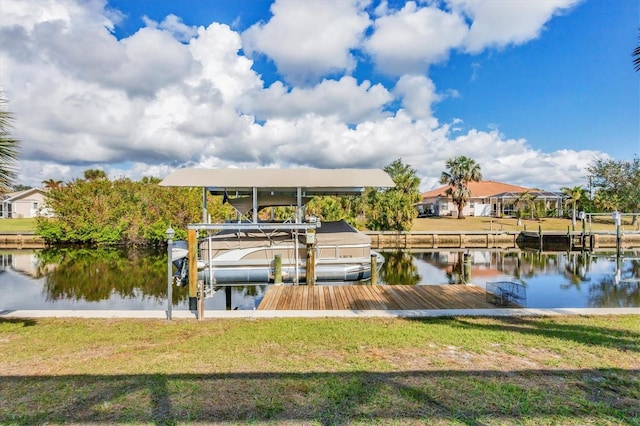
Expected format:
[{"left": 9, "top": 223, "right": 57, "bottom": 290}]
[{"left": 1, "top": 188, "right": 48, "bottom": 218}]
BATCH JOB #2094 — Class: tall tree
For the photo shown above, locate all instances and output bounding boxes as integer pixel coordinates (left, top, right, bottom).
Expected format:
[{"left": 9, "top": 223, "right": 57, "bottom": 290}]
[
  {"left": 0, "top": 96, "right": 20, "bottom": 195},
  {"left": 561, "top": 186, "right": 585, "bottom": 227},
  {"left": 512, "top": 191, "right": 531, "bottom": 226},
  {"left": 588, "top": 157, "right": 640, "bottom": 225},
  {"left": 11, "top": 184, "right": 31, "bottom": 192},
  {"left": 83, "top": 169, "right": 108, "bottom": 181},
  {"left": 42, "top": 179, "right": 63, "bottom": 190},
  {"left": 439, "top": 156, "right": 482, "bottom": 219},
  {"left": 365, "top": 158, "right": 421, "bottom": 231}
]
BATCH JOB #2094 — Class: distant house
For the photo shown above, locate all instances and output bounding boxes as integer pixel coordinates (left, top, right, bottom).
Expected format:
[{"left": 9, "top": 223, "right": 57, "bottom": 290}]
[
  {"left": 1, "top": 188, "right": 48, "bottom": 218},
  {"left": 416, "top": 181, "right": 564, "bottom": 218}
]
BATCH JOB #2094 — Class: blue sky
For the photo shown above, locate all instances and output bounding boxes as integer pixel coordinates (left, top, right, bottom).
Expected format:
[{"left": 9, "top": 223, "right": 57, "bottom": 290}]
[{"left": 0, "top": 0, "right": 638, "bottom": 191}]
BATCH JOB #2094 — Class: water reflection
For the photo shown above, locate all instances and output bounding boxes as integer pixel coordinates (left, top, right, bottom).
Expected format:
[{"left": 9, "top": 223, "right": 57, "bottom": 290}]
[
  {"left": 379, "top": 250, "right": 421, "bottom": 285},
  {"left": 379, "top": 249, "right": 640, "bottom": 308},
  {"left": 0, "top": 247, "right": 267, "bottom": 311},
  {"left": 38, "top": 247, "right": 171, "bottom": 303},
  {"left": 1, "top": 248, "right": 639, "bottom": 309}
]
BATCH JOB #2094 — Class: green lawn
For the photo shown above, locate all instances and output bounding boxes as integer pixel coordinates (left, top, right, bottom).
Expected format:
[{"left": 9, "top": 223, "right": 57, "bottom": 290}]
[
  {"left": 0, "top": 218, "right": 36, "bottom": 233},
  {"left": 1, "top": 315, "right": 638, "bottom": 425}
]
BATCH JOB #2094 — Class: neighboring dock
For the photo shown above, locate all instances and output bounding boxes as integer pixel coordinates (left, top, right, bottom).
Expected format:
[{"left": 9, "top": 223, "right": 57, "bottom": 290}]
[
  {"left": 365, "top": 230, "right": 640, "bottom": 251},
  {"left": 518, "top": 230, "right": 640, "bottom": 251},
  {"left": 257, "top": 284, "right": 497, "bottom": 310}
]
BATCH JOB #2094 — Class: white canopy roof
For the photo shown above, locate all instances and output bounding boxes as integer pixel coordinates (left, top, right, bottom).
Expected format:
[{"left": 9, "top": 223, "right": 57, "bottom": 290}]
[{"left": 160, "top": 168, "right": 395, "bottom": 195}]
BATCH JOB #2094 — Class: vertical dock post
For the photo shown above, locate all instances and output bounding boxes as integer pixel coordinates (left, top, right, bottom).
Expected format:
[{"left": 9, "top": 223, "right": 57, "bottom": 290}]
[
  {"left": 613, "top": 211, "right": 621, "bottom": 258},
  {"left": 198, "top": 284, "right": 204, "bottom": 320},
  {"left": 274, "top": 254, "right": 282, "bottom": 284},
  {"left": 307, "top": 246, "right": 316, "bottom": 285},
  {"left": 370, "top": 254, "right": 378, "bottom": 285},
  {"left": 463, "top": 252, "right": 472, "bottom": 284},
  {"left": 225, "top": 286, "right": 232, "bottom": 310},
  {"left": 538, "top": 225, "right": 543, "bottom": 252},
  {"left": 305, "top": 229, "right": 316, "bottom": 285},
  {"left": 579, "top": 212, "right": 586, "bottom": 251},
  {"left": 188, "top": 229, "right": 198, "bottom": 312},
  {"left": 166, "top": 227, "right": 175, "bottom": 320}
]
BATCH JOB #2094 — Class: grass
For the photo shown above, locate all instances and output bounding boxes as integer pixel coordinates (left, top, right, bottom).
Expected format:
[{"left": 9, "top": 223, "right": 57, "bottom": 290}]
[
  {"left": 1, "top": 216, "right": 635, "bottom": 235},
  {"left": 1, "top": 315, "right": 639, "bottom": 425},
  {"left": 0, "top": 218, "right": 36, "bottom": 233}
]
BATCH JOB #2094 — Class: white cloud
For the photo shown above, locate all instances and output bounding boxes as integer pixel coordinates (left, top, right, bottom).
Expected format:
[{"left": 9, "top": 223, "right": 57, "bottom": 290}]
[
  {"left": 189, "top": 23, "right": 263, "bottom": 104},
  {"left": 245, "top": 76, "right": 393, "bottom": 123},
  {"left": 447, "top": 0, "right": 582, "bottom": 53},
  {"left": 142, "top": 14, "right": 198, "bottom": 42},
  {"left": 242, "top": 0, "right": 371, "bottom": 85},
  {"left": 0, "top": 0, "right": 607, "bottom": 194},
  {"left": 394, "top": 75, "right": 440, "bottom": 119},
  {"left": 365, "top": 1, "right": 468, "bottom": 75}
]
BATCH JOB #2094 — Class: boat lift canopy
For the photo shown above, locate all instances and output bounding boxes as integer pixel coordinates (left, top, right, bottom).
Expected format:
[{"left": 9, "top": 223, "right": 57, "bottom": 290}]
[
  {"left": 159, "top": 168, "right": 395, "bottom": 196},
  {"left": 160, "top": 167, "right": 395, "bottom": 224}
]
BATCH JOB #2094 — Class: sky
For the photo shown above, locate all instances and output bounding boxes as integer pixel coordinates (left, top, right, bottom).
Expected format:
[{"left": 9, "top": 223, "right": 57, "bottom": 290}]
[{"left": 0, "top": 0, "right": 638, "bottom": 192}]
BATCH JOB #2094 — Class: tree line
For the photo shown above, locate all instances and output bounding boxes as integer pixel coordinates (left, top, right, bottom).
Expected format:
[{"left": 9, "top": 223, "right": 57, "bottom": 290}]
[
  {"left": 30, "top": 153, "right": 640, "bottom": 245},
  {"left": 34, "top": 159, "right": 422, "bottom": 245}
]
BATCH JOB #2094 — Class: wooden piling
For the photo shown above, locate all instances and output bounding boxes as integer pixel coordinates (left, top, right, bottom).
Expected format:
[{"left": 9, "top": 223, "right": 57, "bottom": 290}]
[
  {"left": 274, "top": 254, "right": 282, "bottom": 284},
  {"left": 463, "top": 253, "right": 471, "bottom": 284},
  {"left": 307, "top": 245, "right": 316, "bottom": 285},
  {"left": 371, "top": 254, "right": 377, "bottom": 285}
]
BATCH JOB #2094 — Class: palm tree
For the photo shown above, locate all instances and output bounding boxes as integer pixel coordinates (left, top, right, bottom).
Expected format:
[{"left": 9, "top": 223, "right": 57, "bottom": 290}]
[
  {"left": 0, "top": 96, "right": 20, "bottom": 195},
  {"left": 83, "top": 169, "right": 107, "bottom": 181},
  {"left": 561, "top": 186, "right": 584, "bottom": 227},
  {"left": 513, "top": 191, "right": 538, "bottom": 221},
  {"left": 42, "top": 179, "right": 63, "bottom": 190},
  {"left": 512, "top": 191, "right": 532, "bottom": 226},
  {"left": 524, "top": 192, "right": 538, "bottom": 220},
  {"left": 439, "top": 156, "right": 482, "bottom": 219},
  {"left": 634, "top": 27, "right": 640, "bottom": 72}
]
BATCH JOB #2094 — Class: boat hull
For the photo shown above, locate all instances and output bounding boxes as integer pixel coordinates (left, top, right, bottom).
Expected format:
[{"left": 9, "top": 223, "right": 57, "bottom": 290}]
[{"left": 196, "top": 254, "right": 382, "bottom": 284}]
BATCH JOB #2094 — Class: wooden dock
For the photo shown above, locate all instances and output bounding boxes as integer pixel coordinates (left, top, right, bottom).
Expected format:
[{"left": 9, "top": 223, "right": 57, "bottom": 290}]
[{"left": 257, "top": 284, "right": 496, "bottom": 310}]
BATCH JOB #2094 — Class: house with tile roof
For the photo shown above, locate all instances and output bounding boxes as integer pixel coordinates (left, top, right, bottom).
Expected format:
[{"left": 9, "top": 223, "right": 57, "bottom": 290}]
[
  {"left": 417, "top": 181, "right": 565, "bottom": 218},
  {"left": 1, "top": 188, "right": 49, "bottom": 218}
]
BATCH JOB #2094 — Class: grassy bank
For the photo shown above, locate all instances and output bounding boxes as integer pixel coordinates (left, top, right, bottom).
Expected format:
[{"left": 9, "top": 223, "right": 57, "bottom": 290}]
[
  {"left": 1, "top": 216, "right": 636, "bottom": 235},
  {"left": 1, "top": 316, "right": 638, "bottom": 425},
  {"left": 0, "top": 218, "right": 35, "bottom": 233}
]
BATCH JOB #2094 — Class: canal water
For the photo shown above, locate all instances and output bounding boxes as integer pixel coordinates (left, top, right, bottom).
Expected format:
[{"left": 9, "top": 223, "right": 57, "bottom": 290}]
[{"left": 1, "top": 248, "right": 638, "bottom": 311}]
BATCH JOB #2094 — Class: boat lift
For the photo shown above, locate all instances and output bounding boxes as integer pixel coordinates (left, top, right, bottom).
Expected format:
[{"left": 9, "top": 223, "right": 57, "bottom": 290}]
[{"left": 160, "top": 168, "right": 395, "bottom": 319}]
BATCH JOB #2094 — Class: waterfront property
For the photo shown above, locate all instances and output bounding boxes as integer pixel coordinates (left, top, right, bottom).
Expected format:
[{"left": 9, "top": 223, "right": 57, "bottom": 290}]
[
  {"left": 417, "top": 180, "right": 564, "bottom": 218},
  {"left": 0, "top": 188, "right": 48, "bottom": 219},
  {"left": 159, "top": 167, "right": 395, "bottom": 317}
]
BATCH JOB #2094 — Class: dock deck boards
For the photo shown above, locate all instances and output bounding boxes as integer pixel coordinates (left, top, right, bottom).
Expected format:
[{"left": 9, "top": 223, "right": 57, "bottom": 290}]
[{"left": 257, "top": 284, "right": 496, "bottom": 310}]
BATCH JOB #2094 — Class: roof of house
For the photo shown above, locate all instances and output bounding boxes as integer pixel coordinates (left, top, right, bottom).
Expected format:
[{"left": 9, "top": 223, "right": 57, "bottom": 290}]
[
  {"left": 2, "top": 188, "right": 46, "bottom": 202},
  {"left": 421, "top": 181, "right": 532, "bottom": 199}
]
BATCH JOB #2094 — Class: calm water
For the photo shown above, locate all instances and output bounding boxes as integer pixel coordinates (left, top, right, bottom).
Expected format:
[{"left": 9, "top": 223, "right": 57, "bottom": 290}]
[{"left": 1, "top": 247, "right": 638, "bottom": 310}]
